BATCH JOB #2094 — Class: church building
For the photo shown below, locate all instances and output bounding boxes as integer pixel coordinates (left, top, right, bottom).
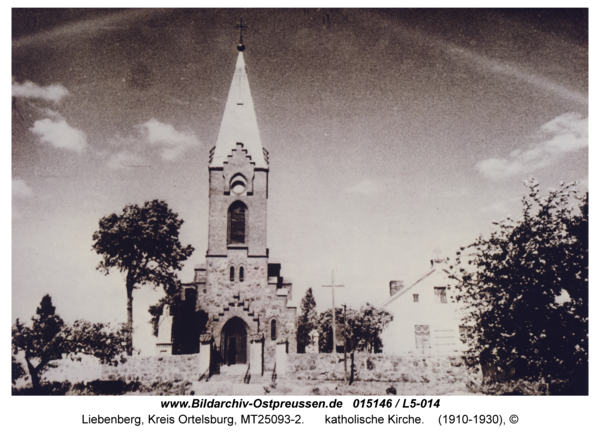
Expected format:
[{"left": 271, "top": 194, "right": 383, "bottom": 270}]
[{"left": 157, "top": 42, "right": 297, "bottom": 371}]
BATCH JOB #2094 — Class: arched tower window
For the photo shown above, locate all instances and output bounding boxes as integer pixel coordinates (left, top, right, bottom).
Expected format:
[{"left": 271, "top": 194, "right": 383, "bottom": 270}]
[
  {"left": 230, "top": 266, "right": 235, "bottom": 282},
  {"left": 239, "top": 266, "right": 244, "bottom": 282},
  {"left": 227, "top": 201, "right": 247, "bottom": 245},
  {"left": 270, "top": 319, "right": 277, "bottom": 341}
]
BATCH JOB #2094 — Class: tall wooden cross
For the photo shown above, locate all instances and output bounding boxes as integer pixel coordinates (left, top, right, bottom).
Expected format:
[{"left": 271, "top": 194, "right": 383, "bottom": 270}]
[
  {"left": 234, "top": 18, "right": 249, "bottom": 45},
  {"left": 322, "top": 271, "right": 344, "bottom": 353}
]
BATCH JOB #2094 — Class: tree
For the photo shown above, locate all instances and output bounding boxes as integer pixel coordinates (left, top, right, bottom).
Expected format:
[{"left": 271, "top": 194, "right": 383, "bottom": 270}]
[
  {"left": 11, "top": 295, "right": 128, "bottom": 393},
  {"left": 92, "top": 200, "right": 194, "bottom": 355},
  {"left": 296, "top": 288, "right": 318, "bottom": 352},
  {"left": 344, "top": 304, "right": 393, "bottom": 354},
  {"left": 452, "top": 180, "right": 588, "bottom": 392},
  {"left": 318, "top": 304, "right": 393, "bottom": 353},
  {"left": 12, "top": 356, "right": 26, "bottom": 385}
]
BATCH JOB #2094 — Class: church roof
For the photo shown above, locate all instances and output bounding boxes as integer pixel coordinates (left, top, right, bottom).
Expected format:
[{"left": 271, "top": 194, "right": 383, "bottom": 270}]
[{"left": 210, "top": 51, "right": 268, "bottom": 169}]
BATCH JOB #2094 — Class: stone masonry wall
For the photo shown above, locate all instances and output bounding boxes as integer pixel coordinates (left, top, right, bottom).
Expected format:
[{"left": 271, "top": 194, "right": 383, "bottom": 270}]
[
  {"left": 92, "top": 353, "right": 473, "bottom": 386},
  {"left": 287, "top": 353, "right": 474, "bottom": 385},
  {"left": 101, "top": 355, "right": 200, "bottom": 384},
  {"left": 201, "top": 256, "right": 269, "bottom": 318},
  {"left": 200, "top": 255, "right": 296, "bottom": 366},
  {"left": 207, "top": 169, "right": 268, "bottom": 257}
]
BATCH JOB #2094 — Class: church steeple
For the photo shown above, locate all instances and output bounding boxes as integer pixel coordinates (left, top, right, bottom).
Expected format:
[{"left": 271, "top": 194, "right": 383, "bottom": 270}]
[
  {"left": 206, "top": 41, "right": 269, "bottom": 258},
  {"left": 168, "top": 29, "right": 297, "bottom": 371},
  {"left": 210, "top": 50, "right": 268, "bottom": 169}
]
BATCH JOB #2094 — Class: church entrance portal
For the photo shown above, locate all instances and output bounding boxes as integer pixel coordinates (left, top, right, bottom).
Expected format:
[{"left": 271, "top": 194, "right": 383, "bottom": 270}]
[{"left": 221, "top": 317, "right": 248, "bottom": 365}]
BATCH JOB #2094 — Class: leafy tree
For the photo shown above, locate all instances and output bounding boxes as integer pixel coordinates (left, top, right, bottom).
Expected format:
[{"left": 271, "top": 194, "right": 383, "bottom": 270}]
[
  {"left": 12, "top": 356, "right": 26, "bottom": 385},
  {"left": 452, "top": 180, "right": 588, "bottom": 393},
  {"left": 344, "top": 304, "right": 393, "bottom": 354},
  {"left": 318, "top": 304, "right": 393, "bottom": 353},
  {"left": 12, "top": 295, "right": 128, "bottom": 393},
  {"left": 92, "top": 200, "right": 194, "bottom": 355},
  {"left": 296, "top": 288, "right": 318, "bottom": 352}
]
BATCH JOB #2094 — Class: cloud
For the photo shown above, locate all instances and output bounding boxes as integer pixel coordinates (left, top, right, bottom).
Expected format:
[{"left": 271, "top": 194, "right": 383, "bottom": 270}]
[
  {"left": 140, "top": 119, "right": 200, "bottom": 161},
  {"left": 13, "top": 178, "right": 33, "bottom": 198},
  {"left": 30, "top": 119, "right": 87, "bottom": 153},
  {"left": 12, "top": 81, "right": 69, "bottom": 103},
  {"left": 107, "top": 150, "right": 148, "bottom": 170},
  {"left": 42, "top": 108, "right": 64, "bottom": 119},
  {"left": 476, "top": 113, "right": 588, "bottom": 180},
  {"left": 346, "top": 180, "right": 380, "bottom": 195}
]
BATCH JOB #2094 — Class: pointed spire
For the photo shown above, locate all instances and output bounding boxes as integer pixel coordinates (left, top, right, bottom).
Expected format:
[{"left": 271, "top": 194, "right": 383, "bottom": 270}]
[{"left": 210, "top": 51, "right": 267, "bottom": 169}]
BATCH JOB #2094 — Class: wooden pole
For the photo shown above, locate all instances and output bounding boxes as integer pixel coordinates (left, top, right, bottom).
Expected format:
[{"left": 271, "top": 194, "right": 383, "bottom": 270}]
[
  {"left": 322, "top": 270, "right": 344, "bottom": 354},
  {"left": 343, "top": 303, "right": 347, "bottom": 381}
]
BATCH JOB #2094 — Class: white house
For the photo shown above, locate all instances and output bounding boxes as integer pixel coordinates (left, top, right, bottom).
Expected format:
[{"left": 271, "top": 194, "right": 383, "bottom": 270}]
[{"left": 380, "top": 259, "right": 468, "bottom": 355}]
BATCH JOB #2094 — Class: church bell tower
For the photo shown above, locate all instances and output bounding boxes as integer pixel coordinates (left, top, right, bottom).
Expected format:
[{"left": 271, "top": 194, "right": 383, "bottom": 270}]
[
  {"left": 160, "top": 27, "right": 296, "bottom": 369},
  {"left": 207, "top": 48, "right": 269, "bottom": 260},
  {"left": 176, "top": 36, "right": 297, "bottom": 371}
]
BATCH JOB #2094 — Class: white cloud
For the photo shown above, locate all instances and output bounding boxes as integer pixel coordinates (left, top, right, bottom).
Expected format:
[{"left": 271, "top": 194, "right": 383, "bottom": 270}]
[
  {"left": 42, "top": 108, "right": 64, "bottom": 120},
  {"left": 140, "top": 118, "right": 200, "bottom": 161},
  {"left": 12, "top": 81, "right": 69, "bottom": 103},
  {"left": 476, "top": 113, "right": 588, "bottom": 180},
  {"left": 13, "top": 178, "right": 33, "bottom": 198},
  {"left": 107, "top": 150, "right": 148, "bottom": 170},
  {"left": 346, "top": 179, "right": 380, "bottom": 195},
  {"left": 30, "top": 118, "right": 87, "bottom": 153}
]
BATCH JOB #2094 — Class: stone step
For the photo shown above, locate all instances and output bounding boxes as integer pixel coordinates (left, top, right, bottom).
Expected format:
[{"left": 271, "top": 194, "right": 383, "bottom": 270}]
[
  {"left": 190, "top": 381, "right": 267, "bottom": 395},
  {"left": 220, "top": 364, "right": 249, "bottom": 375},
  {"left": 206, "top": 374, "right": 271, "bottom": 385}
]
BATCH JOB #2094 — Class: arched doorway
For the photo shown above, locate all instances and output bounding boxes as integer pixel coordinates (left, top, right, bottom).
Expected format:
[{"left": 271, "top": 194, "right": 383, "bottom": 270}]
[{"left": 221, "top": 317, "right": 248, "bottom": 365}]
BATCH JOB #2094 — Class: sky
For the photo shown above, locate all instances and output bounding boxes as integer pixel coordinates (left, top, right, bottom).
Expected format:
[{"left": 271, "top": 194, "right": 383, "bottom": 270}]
[{"left": 11, "top": 8, "right": 588, "bottom": 354}]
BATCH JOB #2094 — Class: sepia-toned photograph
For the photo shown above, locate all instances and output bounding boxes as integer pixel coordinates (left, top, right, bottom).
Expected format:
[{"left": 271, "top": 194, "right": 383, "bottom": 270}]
[{"left": 12, "top": 8, "right": 588, "bottom": 396}]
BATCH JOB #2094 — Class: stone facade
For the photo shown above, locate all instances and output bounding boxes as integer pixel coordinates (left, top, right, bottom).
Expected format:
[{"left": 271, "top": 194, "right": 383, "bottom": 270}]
[
  {"left": 207, "top": 145, "right": 268, "bottom": 257},
  {"left": 287, "top": 353, "right": 474, "bottom": 384},
  {"left": 182, "top": 258, "right": 296, "bottom": 368},
  {"left": 101, "top": 355, "right": 201, "bottom": 383},
  {"left": 96, "top": 353, "right": 476, "bottom": 388},
  {"left": 165, "top": 48, "right": 296, "bottom": 374}
]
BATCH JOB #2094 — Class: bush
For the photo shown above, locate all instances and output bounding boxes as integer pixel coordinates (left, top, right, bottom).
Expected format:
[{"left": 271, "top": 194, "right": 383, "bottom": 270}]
[{"left": 13, "top": 381, "right": 72, "bottom": 396}]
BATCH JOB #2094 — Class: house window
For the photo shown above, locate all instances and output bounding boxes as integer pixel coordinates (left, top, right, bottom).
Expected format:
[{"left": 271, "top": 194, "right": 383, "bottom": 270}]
[
  {"left": 227, "top": 201, "right": 247, "bottom": 244},
  {"left": 434, "top": 287, "right": 447, "bottom": 303},
  {"left": 239, "top": 266, "right": 244, "bottom": 282},
  {"left": 229, "top": 266, "right": 235, "bottom": 282},
  {"left": 413, "top": 294, "right": 419, "bottom": 302},
  {"left": 415, "top": 325, "right": 430, "bottom": 349},
  {"left": 270, "top": 319, "right": 277, "bottom": 341}
]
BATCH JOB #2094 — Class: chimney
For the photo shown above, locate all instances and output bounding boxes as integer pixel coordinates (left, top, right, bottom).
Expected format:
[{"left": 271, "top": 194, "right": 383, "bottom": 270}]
[
  {"left": 430, "top": 258, "right": 447, "bottom": 267},
  {"left": 390, "top": 280, "right": 404, "bottom": 296}
]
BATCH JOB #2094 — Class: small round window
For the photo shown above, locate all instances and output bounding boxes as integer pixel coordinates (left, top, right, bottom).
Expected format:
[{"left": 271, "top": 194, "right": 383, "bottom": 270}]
[
  {"left": 230, "top": 174, "right": 247, "bottom": 195},
  {"left": 231, "top": 180, "right": 246, "bottom": 194}
]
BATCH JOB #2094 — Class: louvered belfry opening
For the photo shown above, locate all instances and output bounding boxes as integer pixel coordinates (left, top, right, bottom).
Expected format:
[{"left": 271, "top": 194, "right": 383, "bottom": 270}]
[{"left": 228, "top": 201, "right": 247, "bottom": 245}]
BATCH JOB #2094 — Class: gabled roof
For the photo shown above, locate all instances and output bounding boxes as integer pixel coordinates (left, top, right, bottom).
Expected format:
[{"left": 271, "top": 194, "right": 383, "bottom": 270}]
[
  {"left": 381, "top": 259, "right": 451, "bottom": 309},
  {"left": 210, "top": 51, "right": 268, "bottom": 169}
]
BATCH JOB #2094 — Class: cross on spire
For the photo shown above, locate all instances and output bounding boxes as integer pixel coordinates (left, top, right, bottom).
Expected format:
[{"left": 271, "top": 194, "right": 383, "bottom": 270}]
[{"left": 234, "top": 18, "right": 249, "bottom": 51}]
